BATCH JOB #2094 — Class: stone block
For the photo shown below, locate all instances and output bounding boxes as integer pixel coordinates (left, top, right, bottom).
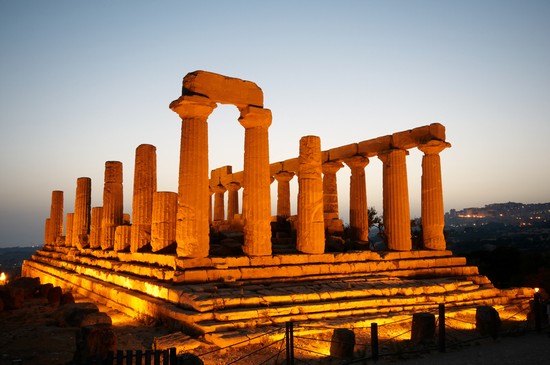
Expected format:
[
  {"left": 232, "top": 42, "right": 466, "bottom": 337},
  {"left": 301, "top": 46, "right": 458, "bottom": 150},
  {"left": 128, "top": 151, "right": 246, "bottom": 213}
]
[
  {"left": 182, "top": 70, "right": 263, "bottom": 107},
  {"left": 327, "top": 143, "right": 358, "bottom": 161},
  {"left": 476, "top": 305, "right": 501, "bottom": 338},
  {"left": 48, "top": 286, "right": 63, "bottom": 306},
  {"left": 410, "top": 312, "right": 435, "bottom": 345},
  {"left": 358, "top": 135, "right": 392, "bottom": 156},
  {"left": 73, "top": 324, "right": 116, "bottom": 364}
]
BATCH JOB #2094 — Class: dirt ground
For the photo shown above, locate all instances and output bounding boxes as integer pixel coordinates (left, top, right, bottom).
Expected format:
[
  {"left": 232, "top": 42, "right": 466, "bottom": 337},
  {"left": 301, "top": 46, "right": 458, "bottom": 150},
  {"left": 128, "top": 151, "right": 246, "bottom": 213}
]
[{"left": 1, "top": 296, "right": 550, "bottom": 365}]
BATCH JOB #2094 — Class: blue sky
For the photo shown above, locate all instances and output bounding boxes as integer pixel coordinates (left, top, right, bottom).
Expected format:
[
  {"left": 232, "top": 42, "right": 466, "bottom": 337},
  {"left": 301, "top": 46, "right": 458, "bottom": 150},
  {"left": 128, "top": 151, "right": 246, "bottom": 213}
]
[{"left": 1, "top": 0, "right": 549, "bottom": 247}]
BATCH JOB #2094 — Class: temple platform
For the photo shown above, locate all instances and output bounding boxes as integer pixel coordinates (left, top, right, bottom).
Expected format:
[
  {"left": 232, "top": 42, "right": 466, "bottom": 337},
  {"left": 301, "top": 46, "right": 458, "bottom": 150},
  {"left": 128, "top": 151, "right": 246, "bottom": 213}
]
[{"left": 22, "top": 246, "right": 533, "bottom": 344}]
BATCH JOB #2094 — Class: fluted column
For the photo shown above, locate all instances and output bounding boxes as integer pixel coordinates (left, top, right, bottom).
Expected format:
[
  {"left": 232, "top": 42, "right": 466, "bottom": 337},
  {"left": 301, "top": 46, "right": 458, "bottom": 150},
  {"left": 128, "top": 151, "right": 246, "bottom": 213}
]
[
  {"left": 419, "top": 140, "right": 451, "bottom": 250},
  {"left": 274, "top": 171, "right": 295, "bottom": 218},
  {"left": 89, "top": 207, "right": 103, "bottom": 249},
  {"left": 239, "top": 106, "right": 273, "bottom": 256},
  {"left": 344, "top": 156, "right": 370, "bottom": 242},
  {"left": 65, "top": 213, "right": 74, "bottom": 248},
  {"left": 101, "top": 161, "right": 123, "bottom": 250},
  {"left": 170, "top": 95, "right": 217, "bottom": 258},
  {"left": 130, "top": 144, "right": 157, "bottom": 252},
  {"left": 225, "top": 182, "right": 241, "bottom": 222},
  {"left": 212, "top": 184, "right": 227, "bottom": 221},
  {"left": 48, "top": 190, "right": 64, "bottom": 246},
  {"left": 322, "top": 161, "right": 343, "bottom": 221},
  {"left": 297, "top": 136, "right": 325, "bottom": 254},
  {"left": 151, "top": 191, "right": 178, "bottom": 252},
  {"left": 73, "top": 177, "right": 92, "bottom": 249},
  {"left": 379, "top": 149, "right": 412, "bottom": 251},
  {"left": 114, "top": 225, "right": 131, "bottom": 251}
]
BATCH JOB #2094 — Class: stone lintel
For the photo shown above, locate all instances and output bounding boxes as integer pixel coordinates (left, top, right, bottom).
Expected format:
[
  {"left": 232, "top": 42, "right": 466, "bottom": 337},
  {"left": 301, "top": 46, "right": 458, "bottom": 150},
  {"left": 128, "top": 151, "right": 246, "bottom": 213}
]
[
  {"left": 182, "top": 70, "right": 264, "bottom": 108},
  {"left": 327, "top": 143, "right": 358, "bottom": 162},
  {"left": 210, "top": 166, "right": 232, "bottom": 183},
  {"left": 269, "top": 162, "right": 284, "bottom": 176},
  {"left": 358, "top": 135, "right": 392, "bottom": 157}
]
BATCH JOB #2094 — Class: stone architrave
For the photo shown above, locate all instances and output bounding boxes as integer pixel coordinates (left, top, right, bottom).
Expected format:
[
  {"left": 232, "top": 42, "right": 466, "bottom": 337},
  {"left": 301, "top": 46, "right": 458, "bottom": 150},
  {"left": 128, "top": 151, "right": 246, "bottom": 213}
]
[
  {"left": 73, "top": 177, "right": 92, "bottom": 249},
  {"left": 49, "top": 190, "right": 64, "bottom": 245},
  {"left": 130, "top": 144, "right": 157, "bottom": 252},
  {"left": 212, "top": 184, "right": 227, "bottom": 221},
  {"left": 344, "top": 155, "right": 370, "bottom": 242},
  {"left": 297, "top": 136, "right": 325, "bottom": 254},
  {"left": 239, "top": 106, "right": 273, "bottom": 256},
  {"left": 89, "top": 207, "right": 103, "bottom": 249},
  {"left": 274, "top": 171, "right": 295, "bottom": 218},
  {"left": 225, "top": 182, "right": 241, "bottom": 222},
  {"left": 379, "top": 149, "right": 412, "bottom": 251},
  {"left": 151, "top": 192, "right": 178, "bottom": 252},
  {"left": 170, "top": 95, "right": 217, "bottom": 258},
  {"left": 114, "top": 226, "right": 131, "bottom": 252},
  {"left": 65, "top": 213, "right": 75, "bottom": 248},
  {"left": 100, "top": 161, "right": 123, "bottom": 250},
  {"left": 419, "top": 140, "right": 450, "bottom": 250}
]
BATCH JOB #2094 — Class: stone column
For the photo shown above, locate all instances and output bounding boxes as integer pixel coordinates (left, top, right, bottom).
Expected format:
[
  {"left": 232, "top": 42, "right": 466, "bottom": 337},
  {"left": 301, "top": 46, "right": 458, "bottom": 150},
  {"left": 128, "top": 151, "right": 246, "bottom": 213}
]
[
  {"left": 170, "top": 95, "right": 217, "bottom": 258},
  {"left": 297, "top": 136, "right": 325, "bottom": 254},
  {"left": 238, "top": 106, "right": 273, "bottom": 256},
  {"left": 212, "top": 184, "right": 227, "bottom": 221},
  {"left": 419, "top": 140, "right": 450, "bottom": 250},
  {"left": 225, "top": 182, "right": 241, "bottom": 222},
  {"left": 114, "top": 226, "right": 131, "bottom": 251},
  {"left": 44, "top": 218, "right": 51, "bottom": 246},
  {"left": 101, "top": 161, "right": 123, "bottom": 250},
  {"left": 73, "top": 177, "right": 92, "bottom": 249},
  {"left": 151, "top": 192, "right": 178, "bottom": 252},
  {"left": 322, "top": 161, "right": 343, "bottom": 220},
  {"left": 89, "top": 207, "right": 103, "bottom": 249},
  {"left": 65, "top": 213, "right": 74, "bottom": 248},
  {"left": 379, "top": 149, "right": 412, "bottom": 251},
  {"left": 130, "top": 144, "right": 157, "bottom": 252},
  {"left": 344, "top": 156, "right": 370, "bottom": 242},
  {"left": 274, "top": 171, "right": 295, "bottom": 218},
  {"left": 49, "top": 190, "right": 64, "bottom": 245},
  {"left": 208, "top": 187, "right": 214, "bottom": 224}
]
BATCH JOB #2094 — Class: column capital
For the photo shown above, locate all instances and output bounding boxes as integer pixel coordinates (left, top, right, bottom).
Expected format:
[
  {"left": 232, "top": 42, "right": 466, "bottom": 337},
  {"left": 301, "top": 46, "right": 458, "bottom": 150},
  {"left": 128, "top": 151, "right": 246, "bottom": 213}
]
[
  {"left": 225, "top": 181, "right": 241, "bottom": 191},
  {"left": 211, "top": 184, "right": 227, "bottom": 194},
  {"left": 239, "top": 105, "right": 272, "bottom": 129},
  {"left": 274, "top": 170, "right": 295, "bottom": 182},
  {"left": 418, "top": 140, "right": 451, "bottom": 155},
  {"left": 377, "top": 148, "right": 409, "bottom": 163},
  {"left": 344, "top": 155, "right": 369, "bottom": 170},
  {"left": 322, "top": 160, "right": 344, "bottom": 175},
  {"left": 170, "top": 94, "right": 217, "bottom": 119}
]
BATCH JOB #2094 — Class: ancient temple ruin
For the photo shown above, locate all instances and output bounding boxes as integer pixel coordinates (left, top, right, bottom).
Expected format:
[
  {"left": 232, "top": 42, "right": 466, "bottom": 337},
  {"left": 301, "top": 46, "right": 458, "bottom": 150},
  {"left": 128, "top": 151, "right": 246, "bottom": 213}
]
[{"left": 23, "top": 70, "right": 533, "bottom": 346}]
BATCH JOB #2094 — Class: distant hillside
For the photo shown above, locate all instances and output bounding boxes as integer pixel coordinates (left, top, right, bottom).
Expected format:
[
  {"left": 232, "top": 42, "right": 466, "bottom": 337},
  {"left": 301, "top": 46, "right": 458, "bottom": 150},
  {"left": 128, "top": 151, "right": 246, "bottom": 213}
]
[{"left": 0, "top": 246, "right": 40, "bottom": 280}]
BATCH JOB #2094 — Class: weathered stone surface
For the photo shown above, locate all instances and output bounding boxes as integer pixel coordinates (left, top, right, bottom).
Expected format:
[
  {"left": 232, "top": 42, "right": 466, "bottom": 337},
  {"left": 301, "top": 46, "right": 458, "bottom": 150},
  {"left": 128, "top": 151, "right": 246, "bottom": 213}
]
[
  {"left": 151, "top": 191, "right": 178, "bottom": 252},
  {"left": 114, "top": 225, "right": 131, "bottom": 252},
  {"left": 322, "top": 161, "right": 343, "bottom": 225},
  {"left": 476, "top": 305, "right": 501, "bottom": 338},
  {"left": 211, "top": 184, "right": 227, "bottom": 221},
  {"left": 56, "top": 302, "right": 100, "bottom": 326},
  {"left": 130, "top": 144, "right": 157, "bottom": 252},
  {"left": 330, "top": 328, "right": 355, "bottom": 358},
  {"left": 327, "top": 143, "right": 358, "bottom": 161},
  {"left": 181, "top": 70, "right": 263, "bottom": 108},
  {"left": 344, "top": 155, "right": 370, "bottom": 242},
  {"left": 73, "top": 325, "right": 116, "bottom": 364},
  {"left": 101, "top": 161, "right": 123, "bottom": 250},
  {"left": 89, "top": 207, "right": 103, "bottom": 249},
  {"left": 0, "top": 287, "right": 24, "bottom": 309},
  {"left": 153, "top": 332, "right": 201, "bottom": 352},
  {"left": 39, "top": 282, "right": 54, "bottom": 297},
  {"left": 225, "top": 182, "right": 241, "bottom": 222},
  {"left": 61, "top": 291, "right": 75, "bottom": 305},
  {"left": 297, "top": 136, "right": 325, "bottom": 254},
  {"left": 48, "top": 286, "right": 62, "bottom": 306},
  {"left": 410, "top": 312, "right": 435, "bottom": 345},
  {"left": 239, "top": 106, "right": 273, "bottom": 256},
  {"left": 65, "top": 213, "right": 74, "bottom": 248},
  {"left": 47, "top": 190, "right": 64, "bottom": 245},
  {"left": 379, "top": 149, "right": 411, "bottom": 251},
  {"left": 171, "top": 95, "right": 217, "bottom": 258},
  {"left": 419, "top": 140, "right": 450, "bottom": 250},
  {"left": 73, "top": 177, "right": 92, "bottom": 249},
  {"left": 358, "top": 135, "right": 392, "bottom": 157},
  {"left": 274, "top": 171, "right": 295, "bottom": 218}
]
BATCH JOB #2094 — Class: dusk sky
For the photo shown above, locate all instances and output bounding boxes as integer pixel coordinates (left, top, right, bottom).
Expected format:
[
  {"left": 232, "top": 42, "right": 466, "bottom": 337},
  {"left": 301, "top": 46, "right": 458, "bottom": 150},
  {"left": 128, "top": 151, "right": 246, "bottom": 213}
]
[{"left": 1, "top": 1, "right": 549, "bottom": 247}]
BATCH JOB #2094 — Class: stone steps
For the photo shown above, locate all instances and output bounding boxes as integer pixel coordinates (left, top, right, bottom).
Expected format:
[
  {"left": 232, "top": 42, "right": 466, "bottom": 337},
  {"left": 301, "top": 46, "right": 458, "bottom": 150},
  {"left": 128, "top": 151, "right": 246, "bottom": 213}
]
[{"left": 23, "top": 247, "right": 535, "bottom": 338}]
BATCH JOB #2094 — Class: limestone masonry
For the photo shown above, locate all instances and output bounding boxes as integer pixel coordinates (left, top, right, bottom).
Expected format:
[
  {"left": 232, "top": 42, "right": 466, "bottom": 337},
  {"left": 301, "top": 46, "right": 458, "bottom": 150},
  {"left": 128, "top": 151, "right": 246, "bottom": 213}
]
[{"left": 23, "top": 70, "right": 533, "bottom": 346}]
